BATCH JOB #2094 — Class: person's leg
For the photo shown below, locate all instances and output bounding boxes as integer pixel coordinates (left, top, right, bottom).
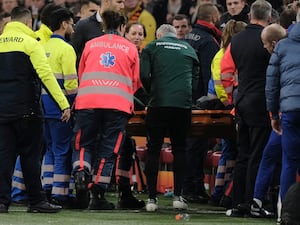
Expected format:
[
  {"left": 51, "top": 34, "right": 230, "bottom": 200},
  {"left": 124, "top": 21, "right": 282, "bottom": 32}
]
[
  {"left": 42, "top": 119, "right": 54, "bottom": 200},
  {"left": 183, "top": 137, "right": 209, "bottom": 203},
  {"left": 250, "top": 130, "right": 280, "bottom": 217},
  {"left": 253, "top": 131, "right": 281, "bottom": 201},
  {"left": 50, "top": 119, "right": 73, "bottom": 202},
  {"left": 11, "top": 156, "right": 28, "bottom": 204},
  {"left": 72, "top": 110, "right": 99, "bottom": 208},
  {"left": 280, "top": 112, "right": 300, "bottom": 201},
  {"left": 89, "top": 110, "right": 127, "bottom": 210},
  {"left": 211, "top": 138, "right": 236, "bottom": 204},
  {"left": 144, "top": 107, "right": 166, "bottom": 211},
  {"left": 117, "top": 136, "right": 145, "bottom": 209},
  {"left": 232, "top": 120, "right": 249, "bottom": 209},
  {"left": 169, "top": 108, "right": 191, "bottom": 210},
  {"left": 0, "top": 123, "right": 17, "bottom": 212},
  {"left": 18, "top": 117, "right": 61, "bottom": 213},
  {"left": 246, "top": 125, "right": 271, "bottom": 204}
]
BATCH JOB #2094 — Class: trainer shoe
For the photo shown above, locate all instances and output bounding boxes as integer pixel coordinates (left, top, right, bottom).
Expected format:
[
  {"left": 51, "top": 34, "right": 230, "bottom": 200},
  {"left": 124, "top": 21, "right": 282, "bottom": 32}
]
[
  {"left": 27, "top": 201, "right": 62, "bottom": 213},
  {"left": 250, "top": 200, "right": 274, "bottom": 218},
  {"left": 146, "top": 198, "right": 158, "bottom": 212},
  {"left": 118, "top": 195, "right": 145, "bottom": 210},
  {"left": 0, "top": 203, "right": 8, "bottom": 213},
  {"left": 173, "top": 196, "right": 188, "bottom": 210}
]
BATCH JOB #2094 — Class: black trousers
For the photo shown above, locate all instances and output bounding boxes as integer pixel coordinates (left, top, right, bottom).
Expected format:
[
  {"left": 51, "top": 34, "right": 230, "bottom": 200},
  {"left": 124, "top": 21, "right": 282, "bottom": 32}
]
[
  {"left": 232, "top": 118, "right": 271, "bottom": 208},
  {"left": 183, "top": 137, "right": 208, "bottom": 196},
  {"left": 0, "top": 117, "right": 45, "bottom": 206},
  {"left": 144, "top": 107, "right": 191, "bottom": 199}
]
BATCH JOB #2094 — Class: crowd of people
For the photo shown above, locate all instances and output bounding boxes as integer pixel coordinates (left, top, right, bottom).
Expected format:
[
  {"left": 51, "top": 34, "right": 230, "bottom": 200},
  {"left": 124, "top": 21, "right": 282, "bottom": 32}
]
[{"left": 0, "top": 0, "right": 300, "bottom": 225}]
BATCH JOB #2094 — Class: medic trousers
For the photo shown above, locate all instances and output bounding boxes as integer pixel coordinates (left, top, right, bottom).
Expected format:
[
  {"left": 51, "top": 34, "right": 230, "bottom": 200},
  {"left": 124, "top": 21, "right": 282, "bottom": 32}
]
[{"left": 72, "top": 109, "right": 128, "bottom": 191}]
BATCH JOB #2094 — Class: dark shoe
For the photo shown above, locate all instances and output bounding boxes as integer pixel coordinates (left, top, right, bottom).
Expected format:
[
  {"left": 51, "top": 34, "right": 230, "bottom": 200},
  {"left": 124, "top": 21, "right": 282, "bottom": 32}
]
[
  {"left": 74, "top": 171, "right": 90, "bottom": 209},
  {"left": 0, "top": 203, "right": 8, "bottom": 213},
  {"left": 27, "top": 201, "right": 62, "bottom": 213},
  {"left": 208, "top": 196, "right": 221, "bottom": 207},
  {"left": 51, "top": 197, "right": 79, "bottom": 209},
  {"left": 88, "top": 197, "right": 115, "bottom": 210},
  {"left": 219, "top": 195, "right": 232, "bottom": 209},
  {"left": 225, "top": 208, "right": 246, "bottom": 217},
  {"left": 118, "top": 195, "right": 145, "bottom": 210},
  {"left": 250, "top": 201, "right": 275, "bottom": 218},
  {"left": 237, "top": 203, "right": 250, "bottom": 215},
  {"left": 182, "top": 194, "right": 208, "bottom": 204},
  {"left": 74, "top": 171, "right": 89, "bottom": 192},
  {"left": 12, "top": 199, "right": 28, "bottom": 206}
]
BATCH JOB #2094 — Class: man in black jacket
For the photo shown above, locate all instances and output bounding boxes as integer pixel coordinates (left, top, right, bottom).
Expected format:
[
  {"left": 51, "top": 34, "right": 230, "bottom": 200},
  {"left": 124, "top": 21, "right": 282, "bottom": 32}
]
[
  {"left": 70, "top": 0, "right": 125, "bottom": 66},
  {"left": 183, "top": 3, "right": 222, "bottom": 204},
  {"left": 222, "top": 0, "right": 272, "bottom": 217}
]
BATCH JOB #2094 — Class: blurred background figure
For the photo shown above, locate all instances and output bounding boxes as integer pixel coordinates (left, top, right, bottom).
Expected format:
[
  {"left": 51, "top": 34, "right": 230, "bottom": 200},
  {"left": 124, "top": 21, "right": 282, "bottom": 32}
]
[
  {"left": 125, "top": 21, "right": 145, "bottom": 53},
  {"left": 172, "top": 14, "right": 191, "bottom": 39},
  {"left": 1, "top": 0, "right": 20, "bottom": 14},
  {"left": 152, "top": 0, "right": 193, "bottom": 27},
  {"left": 124, "top": 0, "right": 156, "bottom": 48},
  {"left": 78, "top": 0, "right": 100, "bottom": 20},
  {"left": 0, "top": 12, "right": 10, "bottom": 34}
]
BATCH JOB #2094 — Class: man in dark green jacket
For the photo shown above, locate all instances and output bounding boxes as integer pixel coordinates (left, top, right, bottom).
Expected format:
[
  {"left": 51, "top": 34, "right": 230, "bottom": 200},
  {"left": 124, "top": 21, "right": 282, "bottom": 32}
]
[{"left": 140, "top": 24, "right": 199, "bottom": 212}]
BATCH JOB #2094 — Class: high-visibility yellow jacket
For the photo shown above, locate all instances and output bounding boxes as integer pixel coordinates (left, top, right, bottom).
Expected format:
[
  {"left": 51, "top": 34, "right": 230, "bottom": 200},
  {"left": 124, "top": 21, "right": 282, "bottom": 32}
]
[
  {"left": 42, "top": 34, "right": 78, "bottom": 118},
  {"left": 0, "top": 21, "right": 69, "bottom": 122},
  {"left": 35, "top": 23, "right": 52, "bottom": 45}
]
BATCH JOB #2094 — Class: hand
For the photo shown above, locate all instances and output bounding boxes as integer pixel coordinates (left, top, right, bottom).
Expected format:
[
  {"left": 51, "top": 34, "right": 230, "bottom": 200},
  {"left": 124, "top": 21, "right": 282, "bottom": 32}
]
[
  {"left": 271, "top": 119, "right": 282, "bottom": 135},
  {"left": 61, "top": 108, "right": 71, "bottom": 122}
]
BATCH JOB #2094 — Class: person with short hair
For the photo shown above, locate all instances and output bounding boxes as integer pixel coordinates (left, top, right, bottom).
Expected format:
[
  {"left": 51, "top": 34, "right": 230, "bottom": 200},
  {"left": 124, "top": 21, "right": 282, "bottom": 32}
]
[
  {"left": 221, "top": 0, "right": 273, "bottom": 217},
  {"left": 140, "top": 24, "right": 199, "bottom": 212},
  {"left": 72, "top": 10, "right": 141, "bottom": 211},
  {"left": 78, "top": 0, "right": 100, "bottom": 20},
  {"left": 172, "top": 14, "right": 191, "bottom": 39},
  {"left": 250, "top": 23, "right": 287, "bottom": 219},
  {"left": 11, "top": 3, "right": 63, "bottom": 205},
  {"left": 0, "top": 6, "right": 70, "bottom": 213},
  {"left": 183, "top": 3, "right": 222, "bottom": 205},
  {"left": 219, "top": 0, "right": 250, "bottom": 29},
  {"left": 266, "top": 10, "right": 300, "bottom": 218},
  {"left": 0, "top": 12, "right": 11, "bottom": 34},
  {"left": 41, "top": 7, "right": 78, "bottom": 208},
  {"left": 71, "top": 0, "right": 125, "bottom": 66}
]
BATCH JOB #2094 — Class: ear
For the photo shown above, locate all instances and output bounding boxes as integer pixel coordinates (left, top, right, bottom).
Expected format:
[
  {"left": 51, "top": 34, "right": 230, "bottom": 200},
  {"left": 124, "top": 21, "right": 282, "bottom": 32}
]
[{"left": 62, "top": 21, "right": 68, "bottom": 30}]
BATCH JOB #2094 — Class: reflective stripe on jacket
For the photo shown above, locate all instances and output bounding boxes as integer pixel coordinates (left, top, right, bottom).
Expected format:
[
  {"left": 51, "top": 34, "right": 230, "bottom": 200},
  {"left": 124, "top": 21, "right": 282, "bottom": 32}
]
[
  {"left": 76, "top": 33, "right": 141, "bottom": 114},
  {"left": 42, "top": 34, "right": 78, "bottom": 118}
]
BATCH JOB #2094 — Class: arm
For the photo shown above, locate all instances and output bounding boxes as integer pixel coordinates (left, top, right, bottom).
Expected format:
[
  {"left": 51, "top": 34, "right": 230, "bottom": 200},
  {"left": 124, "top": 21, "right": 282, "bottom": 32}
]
[
  {"left": 30, "top": 42, "right": 70, "bottom": 120},
  {"left": 132, "top": 49, "right": 142, "bottom": 93},
  {"left": 266, "top": 47, "right": 281, "bottom": 121},
  {"left": 62, "top": 46, "right": 78, "bottom": 105},
  {"left": 220, "top": 44, "right": 237, "bottom": 106},
  {"left": 140, "top": 48, "right": 152, "bottom": 93},
  {"left": 198, "top": 38, "right": 219, "bottom": 95},
  {"left": 70, "top": 21, "right": 85, "bottom": 66},
  {"left": 211, "top": 49, "right": 228, "bottom": 104}
]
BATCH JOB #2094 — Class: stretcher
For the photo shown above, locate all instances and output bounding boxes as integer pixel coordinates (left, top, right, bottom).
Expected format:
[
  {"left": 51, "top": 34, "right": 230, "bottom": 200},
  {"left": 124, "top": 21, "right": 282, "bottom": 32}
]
[{"left": 126, "top": 110, "right": 236, "bottom": 139}]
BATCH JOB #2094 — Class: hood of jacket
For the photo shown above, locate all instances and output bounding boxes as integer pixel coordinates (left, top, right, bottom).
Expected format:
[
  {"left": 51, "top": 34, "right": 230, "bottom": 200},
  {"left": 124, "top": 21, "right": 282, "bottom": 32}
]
[
  {"left": 2, "top": 21, "right": 38, "bottom": 39},
  {"left": 288, "top": 22, "right": 300, "bottom": 42}
]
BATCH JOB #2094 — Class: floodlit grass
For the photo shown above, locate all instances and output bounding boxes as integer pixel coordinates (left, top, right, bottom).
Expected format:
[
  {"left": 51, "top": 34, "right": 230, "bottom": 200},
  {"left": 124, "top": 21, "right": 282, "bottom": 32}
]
[{"left": 0, "top": 193, "right": 276, "bottom": 225}]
